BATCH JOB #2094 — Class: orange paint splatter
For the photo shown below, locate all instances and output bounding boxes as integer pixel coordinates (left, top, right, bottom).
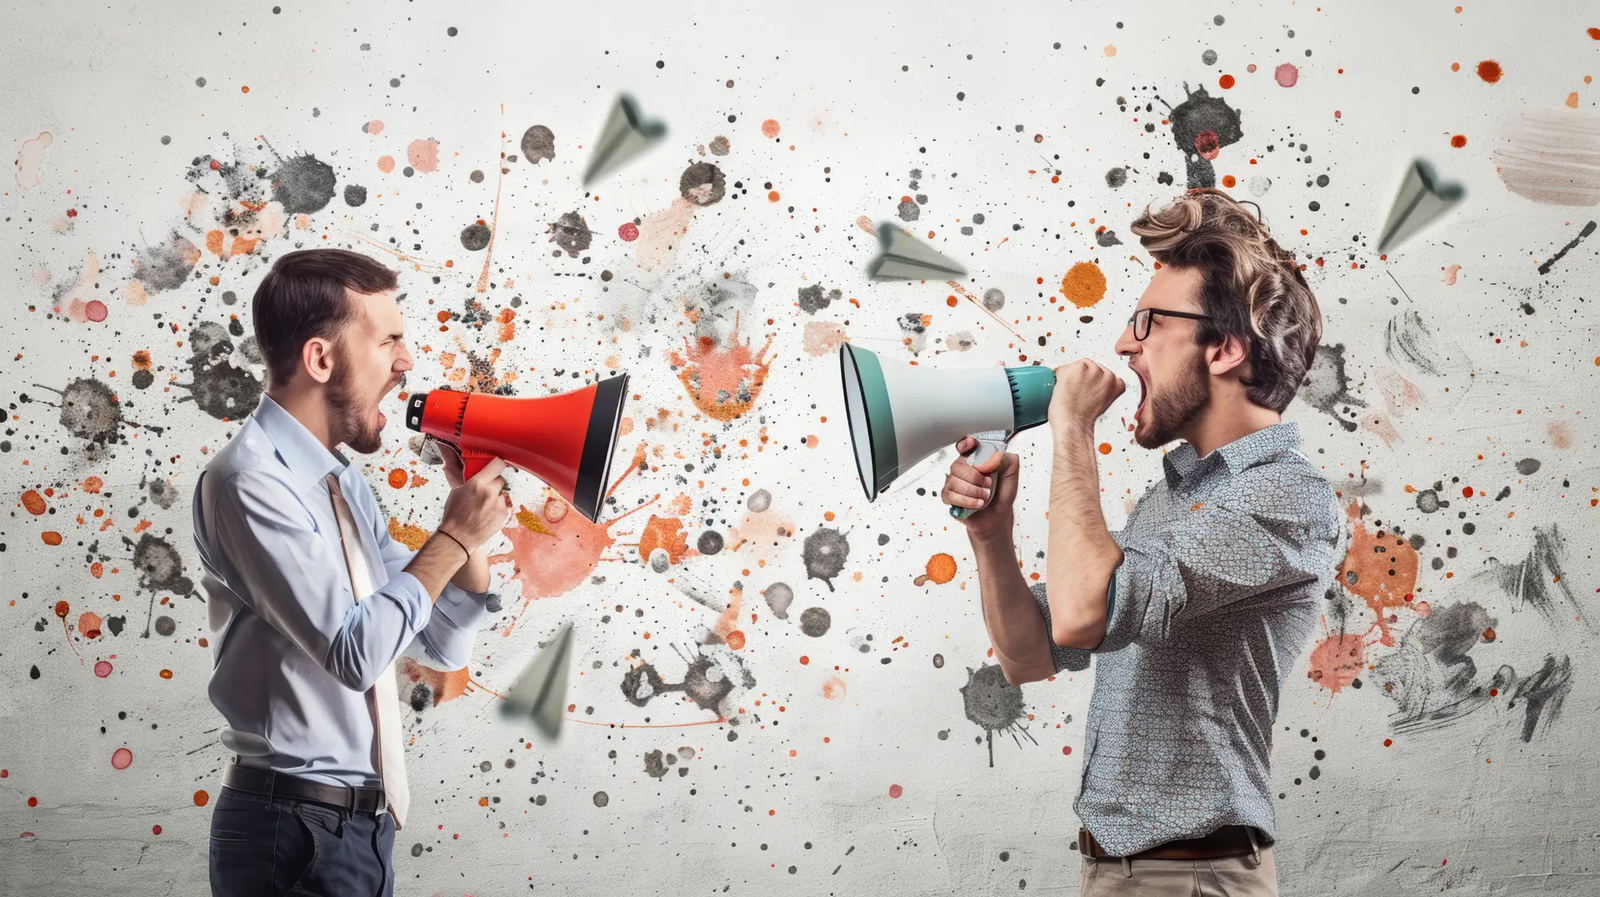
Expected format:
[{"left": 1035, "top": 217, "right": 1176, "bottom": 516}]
[
  {"left": 640, "top": 515, "right": 690, "bottom": 565},
  {"left": 1097, "top": 442, "right": 1112, "bottom": 455},
  {"left": 1219, "top": 74, "right": 1236, "bottom": 89},
  {"left": 1450, "top": 134, "right": 1467, "bottom": 148},
  {"left": 1476, "top": 60, "right": 1503, "bottom": 83},
  {"left": 377, "top": 155, "right": 396, "bottom": 173},
  {"left": 726, "top": 630, "right": 747, "bottom": 650},
  {"left": 914, "top": 553, "right": 958, "bottom": 586},
  {"left": 389, "top": 518, "right": 429, "bottom": 550},
  {"left": 1337, "top": 502, "right": 1421, "bottom": 646},
  {"left": 1221, "top": 174, "right": 1237, "bottom": 188},
  {"left": 1569, "top": 92, "right": 1582, "bottom": 109},
  {"left": 821, "top": 676, "right": 847, "bottom": 700},
  {"left": 670, "top": 314, "right": 776, "bottom": 421},
  {"left": 387, "top": 469, "right": 409, "bottom": 488},
  {"left": 193, "top": 790, "right": 210, "bottom": 806},
  {"left": 22, "top": 490, "right": 46, "bottom": 515},
  {"left": 399, "top": 657, "right": 473, "bottom": 706},
  {"left": 78, "top": 611, "right": 102, "bottom": 639},
  {"left": 767, "top": 190, "right": 780, "bottom": 202},
  {"left": 1307, "top": 633, "right": 1364, "bottom": 692},
  {"left": 407, "top": 138, "right": 440, "bottom": 173},
  {"left": 42, "top": 532, "right": 62, "bottom": 545},
  {"left": 1060, "top": 261, "right": 1108, "bottom": 308},
  {"left": 761, "top": 119, "right": 781, "bottom": 138}
]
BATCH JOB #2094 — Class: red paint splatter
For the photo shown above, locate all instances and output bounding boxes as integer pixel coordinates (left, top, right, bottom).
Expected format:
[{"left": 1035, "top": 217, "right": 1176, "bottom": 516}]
[
  {"left": 888, "top": 784, "right": 903, "bottom": 798},
  {"left": 1218, "top": 74, "right": 1236, "bottom": 89},
  {"left": 111, "top": 748, "right": 133, "bottom": 770},
  {"left": 85, "top": 300, "right": 107, "bottom": 322},
  {"left": 1194, "top": 130, "right": 1221, "bottom": 161},
  {"left": 618, "top": 222, "right": 640, "bottom": 241},
  {"left": 726, "top": 630, "right": 746, "bottom": 650},
  {"left": 1307, "top": 633, "right": 1365, "bottom": 692},
  {"left": 1476, "top": 60, "right": 1502, "bottom": 83},
  {"left": 78, "top": 611, "right": 102, "bottom": 639},
  {"left": 1450, "top": 134, "right": 1467, "bottom": 149},
  {"left": 152, "top": 824, "right": 162, "bottom": 835},
  {"left": 1062, "top": 746, "right": 1073, "bottom": 755},
  {"left": 94, "top": 660, "right": 113, "bottom": 678},
  {"left": 1274, "top": 63, "right": 1299, "bottom": 88},
  {"left": 193, "top": 790, "right": 209, "bottom": 807},
  {"left": 1589, "top": 27, "right": 1600, "bottom": 40}
]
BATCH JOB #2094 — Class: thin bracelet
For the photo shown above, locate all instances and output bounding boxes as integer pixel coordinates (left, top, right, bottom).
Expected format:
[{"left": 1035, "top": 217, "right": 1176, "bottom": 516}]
[{"left": 434, "top": 527, "right": 471, "bottom": 560}]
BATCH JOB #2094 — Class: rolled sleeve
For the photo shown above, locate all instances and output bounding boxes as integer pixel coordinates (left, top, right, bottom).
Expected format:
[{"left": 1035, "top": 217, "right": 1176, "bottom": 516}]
[
  {"left": 367, "top": 497, "right": 492, "bottom": 671},
  {"left": 1029, "top": 583, "right": 1095, "bottom": 673},
  {"left": 207, "top": 470, "right": 434, "bottom": 692}
]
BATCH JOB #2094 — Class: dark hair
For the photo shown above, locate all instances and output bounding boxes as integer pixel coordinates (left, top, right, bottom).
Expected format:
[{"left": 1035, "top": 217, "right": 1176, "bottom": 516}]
[
  {"left": 251, "top": 249, "right": 398, "bottom": 389},
  {"left": 1129, "top": 188, "right": 1322, "bottom": 413}
]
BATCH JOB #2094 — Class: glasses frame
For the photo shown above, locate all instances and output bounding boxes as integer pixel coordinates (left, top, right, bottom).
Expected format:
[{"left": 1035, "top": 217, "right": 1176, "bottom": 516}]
[{"left": 1128, "top": 308, "right": 1214, "bottom": 341}]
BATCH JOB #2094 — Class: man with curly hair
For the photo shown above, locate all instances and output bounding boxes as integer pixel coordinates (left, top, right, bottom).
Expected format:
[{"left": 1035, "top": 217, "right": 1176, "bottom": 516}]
[{"left": 942, "top": 190, "right": 1345, "bottom": 895}]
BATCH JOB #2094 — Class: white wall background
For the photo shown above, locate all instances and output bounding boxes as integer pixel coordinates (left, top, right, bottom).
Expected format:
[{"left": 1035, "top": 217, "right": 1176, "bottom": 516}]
[{"left": 3, "top": 0, "right": 1599, "bottom": 893}]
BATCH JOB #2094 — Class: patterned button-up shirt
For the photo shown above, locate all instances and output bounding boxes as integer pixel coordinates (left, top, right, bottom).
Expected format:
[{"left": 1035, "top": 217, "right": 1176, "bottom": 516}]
[{"left": 1035, "top": 422, "right": 1345, "bottom": 856}]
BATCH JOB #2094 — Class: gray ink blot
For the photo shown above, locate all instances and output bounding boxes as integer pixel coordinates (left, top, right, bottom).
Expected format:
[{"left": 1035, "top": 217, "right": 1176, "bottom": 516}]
[
  {"left": 972, "top": 213, "right": 985, "bottom": 224},
  {"left": 1515, "top": 458, "right": 1541, "bottom": 475},
  {"left": 1201, "top": 49, "right": 1218, "bottom": 65},
  {"left": 1105, "top": 167, "right": 1128, "bottom": 188},
  {"left": 1095, "top": 229, "right": 1123, "bottom": 247},
  {"left": 1165, "top": 83, "right": 1243, "bottom": 189},
  {"left": 154, "top": 616, "right": 176, "bottom": 637},
  {"left": 409, "top": 683, "right": 432, "bottom": 711},
  {"left": 1157, "top": 171, "right": 1175, "bottom": 186},
  {"left": 1415, "top": 489, "right": 1441, "bottom": 514},
  {"left": 932, "top": 653, "right": 944, "bottom": 668},
  {"left": 180, "top": 323, "right": 263, "bottom": 421},
  {"left": 53, "top": 378, "right": 123, "bottom": 442},
  {"left": 747, "top": 489, "right": 772, "bottom": 512},
  {"left": 460, "top": 223, "right": 492, "bottom": 251},
  {"left": 679, "top": 162, "right": 726, "bottom": 205},
  {"left": 982, "top": 288, "right": 1005, "bottom": 312},
  {"left": 127, "top": 533, "right": 196, "bottom": 597},
  {"left": 799, "top": 606, "right": 831, "bottom": 638},
  {"left": 1385, "top": 310, "right": 1465, "bottom": 376},
  {"left": 763, "top": 582, "right": 794, "bottom": 619},
  {"left": 546, "top": 210, "right": 592, "bottom": 257},
  {"left": 343, "top": 184, "right": 368, "bottom": 207},
  {"left": 709, "top": 136, "right": 730, "bottom": 156},
  {"left": 1298, "top": 344, "right": 1364, "bottom": 431},
  {"left": 519, "top": 125, "right": 556, "bottom": 164},
  {"left": 469, "top": 170, "right": 484, "bottom": 183},
  {"left": 696, "top": 530, "right": 724, "bottom": 555},
  {"left": 797, "top": 284, "right": 842, "bottom": 315},
  {"left": 1480, "top": 525, "right": 1579, "bottom": 625},
  {"left": 622, "top": 649, "right": 753, "bottom": 717},
  {"left": 802, "top": 527, "right": 849, "bottom": 591},
  {"left": 1537, "top": 221, "right": 1597, "bottom": 276},
  {"left": 643, "top": 749, "right": 670, "bottom": 779},
  {"left": 105, "top": 615, "right": 125, "bottom": 636},
  {"left": 877, "top": 533, "right": 890, "bottom": 546},
  {"left": 135, "top": 232, "right": 199, "bottom": 292},
  {"left": 145, "top": 475, "right": 178, "bottom": 509},
  {"left": 1505, "top": 655, "right": 1574, "bottom": 742},
  {"left": 270, "top": 154, "right": 337, "bottom": 215},
  {"left": 592, "top": 791, "right": 609, "bottom": 807},
  {"left": 409, "top": 842, "right": 425, "bottom": 858},
  {"left": 1248, "top": 176, "right": 1272, "bottom": 196},
  {"left": 961, "top": 663, "right": 1034, "bottom": 767},
  {"left": 896, "top": 199, "right": 921, "bottom": 222}
]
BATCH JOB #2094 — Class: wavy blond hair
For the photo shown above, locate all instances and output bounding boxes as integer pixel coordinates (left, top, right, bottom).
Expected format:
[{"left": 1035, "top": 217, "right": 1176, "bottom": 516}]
[{"left": 1129, "top": 188, "right": 1322, "bottom": 413}]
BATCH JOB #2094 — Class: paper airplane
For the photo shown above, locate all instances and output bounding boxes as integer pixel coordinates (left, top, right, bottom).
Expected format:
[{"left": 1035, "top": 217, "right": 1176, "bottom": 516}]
[
  {"left": 1377, "top": 159, "right": 1464, "bottom": 254},
  {"left": 581, "top": 94, "right": 667, "bottom": 188},
  {"left": 501, "top": 622, "right": 574, "bottom": 740},
  {"left": 867, "top": 223, "right": 968, "bottom": 280}
]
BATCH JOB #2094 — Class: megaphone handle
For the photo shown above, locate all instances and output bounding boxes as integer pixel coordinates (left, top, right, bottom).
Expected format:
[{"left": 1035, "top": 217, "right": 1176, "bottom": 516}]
[
  {"left": 460, "top": 447, "right": 498, "bottom": 481},
  {"left": 949, "top": 433, "right": 1009, "bottom": 520}
]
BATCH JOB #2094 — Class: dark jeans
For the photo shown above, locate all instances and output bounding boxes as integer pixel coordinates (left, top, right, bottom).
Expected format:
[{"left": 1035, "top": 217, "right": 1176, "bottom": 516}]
[{"left": 209, "top": 784, "right": 395, "bottom": 896}]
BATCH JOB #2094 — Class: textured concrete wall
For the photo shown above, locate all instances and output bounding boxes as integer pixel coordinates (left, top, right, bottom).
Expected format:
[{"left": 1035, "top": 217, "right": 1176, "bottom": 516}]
[{"left": 3, "top": 1, "right": 1598, "bottom": 894}]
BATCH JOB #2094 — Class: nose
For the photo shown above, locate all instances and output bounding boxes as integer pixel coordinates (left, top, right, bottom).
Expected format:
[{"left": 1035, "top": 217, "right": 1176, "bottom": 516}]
[
  {"left": 1114, "top": 319, "right": 1141, "bottom": 359},
  {"left": 395, "top": 344, "right": 414, "bottom": 373}
]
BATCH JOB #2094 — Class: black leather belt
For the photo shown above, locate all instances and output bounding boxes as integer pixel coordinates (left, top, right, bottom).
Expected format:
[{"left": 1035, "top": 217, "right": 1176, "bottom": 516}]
[
  {"left": 1077, "top": 825, "right": 1268, "bottom": 861},
  {"left": 223, "top": 762, "right": 386, "bottom": 815}
]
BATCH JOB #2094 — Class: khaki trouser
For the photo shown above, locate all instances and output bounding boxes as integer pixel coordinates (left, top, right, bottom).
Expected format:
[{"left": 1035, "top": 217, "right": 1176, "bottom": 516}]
[{"left": 1080, "top": 846, "right": 1276, "bottom": 896}]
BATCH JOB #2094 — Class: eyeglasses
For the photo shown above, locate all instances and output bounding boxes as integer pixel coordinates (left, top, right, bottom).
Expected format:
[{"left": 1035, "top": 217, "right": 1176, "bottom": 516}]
[{"left": 1127, "top": 308, "right": 1214, "bottom": 341}]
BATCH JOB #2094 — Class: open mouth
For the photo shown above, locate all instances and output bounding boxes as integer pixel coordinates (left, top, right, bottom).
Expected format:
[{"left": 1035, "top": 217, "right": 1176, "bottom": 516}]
[{"left": 1132, "top": 369, "right": 1149, "bottom": 422}]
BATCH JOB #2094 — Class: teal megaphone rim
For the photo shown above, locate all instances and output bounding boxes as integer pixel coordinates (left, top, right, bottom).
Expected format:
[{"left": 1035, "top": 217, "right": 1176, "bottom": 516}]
[{"left": 839, "top": 343, "right": 899, "bottom": 501}]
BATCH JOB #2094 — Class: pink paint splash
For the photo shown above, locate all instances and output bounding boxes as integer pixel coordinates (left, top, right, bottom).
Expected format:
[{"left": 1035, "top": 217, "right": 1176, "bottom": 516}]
[
  {"left": 1307, "top": 633, "right": 1365, "bottom": 692},
  {"left": 1194, "top": 130, "right": 1221, "bottom": 161},
  {"left": 618, "top": 222, "right": 640, "bottom": 241},
  {"left": 1275, "top": 64, "right": 1299, "bottom": 88},
  {"left": 111, "top": 748, "right": 133, "bottom": 770},
  {"left": 1441, "top": 264, "right": 1461, "bottom": 285},
  {"left": 407, "top": 138, "right": 440, "bottom": 173},
  {"left": 94, "top": 660, "right": 113, "bottom": 678},
  {"left": 15, "top": 131, "right": 52, "bottom": 189}
]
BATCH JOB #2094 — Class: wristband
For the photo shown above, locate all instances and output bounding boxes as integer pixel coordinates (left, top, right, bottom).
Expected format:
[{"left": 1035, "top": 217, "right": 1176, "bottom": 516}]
[{"left": 434, "top": 527, "right": 471, "bottom": 560}]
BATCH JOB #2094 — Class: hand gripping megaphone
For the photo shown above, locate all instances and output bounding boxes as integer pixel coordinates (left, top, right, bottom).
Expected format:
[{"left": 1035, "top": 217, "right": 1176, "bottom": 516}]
[
  {"left": 839, "top": 344, "right": 1054, "bottom": 519},
  {"left": 404, "top": 375, "right": 630, "bottom": 524}
]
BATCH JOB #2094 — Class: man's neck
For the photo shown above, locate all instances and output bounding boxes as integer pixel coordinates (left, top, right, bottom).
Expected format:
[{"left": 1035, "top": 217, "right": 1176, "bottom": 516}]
[
  {"left": 266, "top": 387, "right": 338, "bottom": 453},
  {"left": 1182, "top": 402, "right": 1281, "bottom": 459}
]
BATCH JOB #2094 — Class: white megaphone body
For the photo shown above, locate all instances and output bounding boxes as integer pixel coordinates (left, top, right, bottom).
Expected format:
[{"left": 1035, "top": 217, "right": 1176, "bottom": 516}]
[{"left": 839, "top": 343, "right": 1057, "bottom": 519}]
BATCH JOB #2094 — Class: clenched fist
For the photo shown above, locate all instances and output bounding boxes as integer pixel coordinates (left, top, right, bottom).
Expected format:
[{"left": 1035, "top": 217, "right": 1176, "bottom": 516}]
[{"left": 1048, "top": 358, "right": 1127, "bottom": 439}]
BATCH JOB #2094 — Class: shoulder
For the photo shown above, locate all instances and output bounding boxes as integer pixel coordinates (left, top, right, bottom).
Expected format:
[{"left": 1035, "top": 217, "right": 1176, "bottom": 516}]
[
  {"left": 200, "top": 425, "right": 300, "bottom": 511},
  {"left": 1228, "top": 451, "right": 1341, "bottom": 532}
]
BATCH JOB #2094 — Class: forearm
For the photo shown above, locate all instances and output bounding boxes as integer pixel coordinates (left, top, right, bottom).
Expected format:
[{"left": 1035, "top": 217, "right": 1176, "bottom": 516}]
[
  {"left": 404, "top": 535, "right": 471, "bottom": 601},
  {"left": 450, "top": 546, "right": 490, "bottom": 594},
  {"left": 1045, "top": 426, "right": 1125, "bottom": 649},
  {"left": 971, "top": 532, "right": 1059, "bottom": 685}
]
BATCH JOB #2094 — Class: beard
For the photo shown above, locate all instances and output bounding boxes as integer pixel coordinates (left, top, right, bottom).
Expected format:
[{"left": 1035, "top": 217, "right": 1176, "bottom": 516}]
[
  {"left": 327, "top": 347, "right": 385, "bottom": 454},
  {"left": 1135, "top": 348, "right": 1211, "bottom": 449}
]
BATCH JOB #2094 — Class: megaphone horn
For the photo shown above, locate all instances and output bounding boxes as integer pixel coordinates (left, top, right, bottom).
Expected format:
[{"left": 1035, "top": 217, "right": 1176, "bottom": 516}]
[
  {"left": 839, "top": 344, "right": 1054, "bottom": 519},
  {"left": 404, "top": 375, "right": 630, "bottom": 524}
]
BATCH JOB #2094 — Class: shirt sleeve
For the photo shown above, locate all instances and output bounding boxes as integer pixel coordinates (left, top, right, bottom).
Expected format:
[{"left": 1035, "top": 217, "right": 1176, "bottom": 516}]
[
  {"left": 1094, "top": 470, "right": 1343, "bottom": 654},
  {"left": 205, "top": 469, "right": 435, "bottom": 692},
  {"left": 368, "top": 505, "right": 492, "bottom": 671},
  {"left": 1030, "top": 582, "right": 1095, "bottom": 674}
]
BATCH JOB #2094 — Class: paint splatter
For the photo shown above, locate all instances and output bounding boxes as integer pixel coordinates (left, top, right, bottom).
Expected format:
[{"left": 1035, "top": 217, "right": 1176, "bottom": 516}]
[
  {"left": 15, "top": 131, "right": 52, "bottom": 188},
  {"left": 1274, "top": 63, "right": 1299, "bottom": 88},
  {"left": 1299, "top": 345, "right": 1365, "bottom": 431},
  {"left": 406, "top": 138, "right": 440, "bottom": 173},
  {"left": 799, "top": 606, "right": 831, "bottom": 637},
  {"left": 797, "top": 284, "right": 842, "bottom": 315},
  {"left": 270, "top": 154, "right": 337, "bottom": 214},
  {"left": 1337, "top": 502, "right": 1422, "bottom": 646},
  {"left": 1165, "top": 83, "right": 1244, "bottom": 188},
  {"left": 801, "top": 528, "right": 849, "bottom": 591},
  {"left": 520, "top": 125, "right": 555, "bottom": 164},
  {"left": 1307, "top": 633, "right": 1365, "bottom": 692},
  {"left": 961, "top": 664, "right": 1034, "bottom": 767},
  {"left": 546, "top": 210, "right": 593, "bottom": 257},
  {"left": 763, "top": 582, "right": 795, "bottom": 619},
  {"left": 914, "top": 554, "right": 957, "bottom": 586},
  {"left": 1060, "top": 262, "right": 1107, "bottom": 308},
  {"left": 802, "top": 321, "right": 849, "bottom": 356},
  {"left": 1477, "top": 60, "right": 1503, "bottom": 84},
  {"left": 679, "top": 162, "right": 727, "bottom": 205},
  {"left": 1493, "top": 112, "right": 1600, "bottom": 206}
]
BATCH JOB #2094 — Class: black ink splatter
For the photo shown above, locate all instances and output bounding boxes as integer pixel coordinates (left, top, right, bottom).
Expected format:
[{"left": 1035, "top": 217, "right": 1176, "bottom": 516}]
[
  {"left": 799, "top": 606, "right": 831, "bottom": 638},
  {"left": 270, "top": 154, "right": 337, "bottom": 215},
  {"left": 1299, "top": 344, "right": 1364, "bottom": 431},
  {"left": 1164, "top": 83, "right": 1243, "bottom": 188},
  {"left": 461, "top": 223, "right": 492, "bottom": 251},
  {"left": 679, "top": 162, "right": 726, "bottom": 205},
  {"left": 546, "top": 211, "right": 592, "bottom": 257},
  {"left": 797, "top": 284, "right": 841, "bottom": 315},
  {"left": 802, "top": 528, "right": 849, "bottom": 591},
  {"left": 961, "top": 663, "right": 1034, "bottom": 767},
  {"left": 520, "top": 125, "right": 556, "bottom": 164}
]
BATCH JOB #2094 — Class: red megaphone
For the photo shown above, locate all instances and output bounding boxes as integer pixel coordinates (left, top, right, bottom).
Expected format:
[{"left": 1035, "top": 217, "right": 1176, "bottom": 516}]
[{"left": 403, "top": 375, "right": 630, "bottom": 523}]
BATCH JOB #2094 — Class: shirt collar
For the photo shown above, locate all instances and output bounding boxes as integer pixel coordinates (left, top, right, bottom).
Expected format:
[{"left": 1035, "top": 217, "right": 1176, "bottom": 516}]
[
  {"left": 252, "top": 392, "right": 349, "bottom": 488},
  {"left": 1162, "top": 421, "right": 1302, "bottom": 487}
]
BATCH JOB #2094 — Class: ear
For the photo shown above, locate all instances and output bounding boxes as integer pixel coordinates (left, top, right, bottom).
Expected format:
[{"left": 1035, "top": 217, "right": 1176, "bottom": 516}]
[
  {"left": 302, "top": 336, "right": 337, "bottom": 385},
  {"left": 1206, "top": 333, "right": 1251, "bottom": 379}
]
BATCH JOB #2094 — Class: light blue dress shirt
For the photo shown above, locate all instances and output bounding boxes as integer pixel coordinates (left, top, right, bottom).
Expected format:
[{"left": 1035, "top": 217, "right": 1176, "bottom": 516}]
[{"left": 192, "top": 393, "right": 491, "bottom": 788}]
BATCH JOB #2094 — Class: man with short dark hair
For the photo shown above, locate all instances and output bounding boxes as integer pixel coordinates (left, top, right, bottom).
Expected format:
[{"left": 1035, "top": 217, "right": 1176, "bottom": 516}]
[
  {"left": 193, "top": 249, "right": 514, "bottom": 896},
  {"left": 942, "top": 190, "right": 1344, "bottom": 895}
]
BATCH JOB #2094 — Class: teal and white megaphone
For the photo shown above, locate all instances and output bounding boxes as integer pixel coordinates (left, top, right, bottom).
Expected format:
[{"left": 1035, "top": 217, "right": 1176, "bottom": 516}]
[{"left": 839, "top": 343, "right": 1056, "bottom": 519}]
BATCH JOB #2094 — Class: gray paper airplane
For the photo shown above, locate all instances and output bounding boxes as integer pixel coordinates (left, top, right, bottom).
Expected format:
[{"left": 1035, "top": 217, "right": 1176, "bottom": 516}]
[
  {"left": 1377, "top": 159, "right": 1464, "bottom": 254},
  {"left": 582, "top": 94, "right": 667, "bottom": 188},
  {"left": 501, "top": 622, "right": 573, "bottom": 740},
  {"left": 867, "top": 223, "right": 968, "bottom": 280}
]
